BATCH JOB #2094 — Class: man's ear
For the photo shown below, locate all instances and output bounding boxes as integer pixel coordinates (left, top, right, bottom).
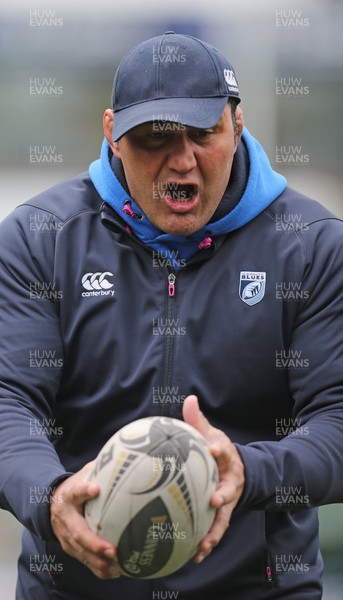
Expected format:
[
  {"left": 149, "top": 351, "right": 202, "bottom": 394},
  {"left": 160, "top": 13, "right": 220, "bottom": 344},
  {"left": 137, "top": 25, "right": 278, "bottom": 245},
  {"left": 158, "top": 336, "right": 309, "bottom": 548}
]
[
  {"left": 103, "top": 109, "right": 121, "bottom": 157},
  {"left": 234, "top": 106, "right": 244, "bottom": 150}
]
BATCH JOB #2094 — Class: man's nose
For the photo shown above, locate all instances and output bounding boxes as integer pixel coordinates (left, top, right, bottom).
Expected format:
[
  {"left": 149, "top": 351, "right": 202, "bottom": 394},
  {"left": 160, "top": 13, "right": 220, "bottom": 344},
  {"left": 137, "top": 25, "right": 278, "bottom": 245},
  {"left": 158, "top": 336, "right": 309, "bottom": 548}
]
[{"left": 166, "top": 133, "right": 197, "bottom": 173}]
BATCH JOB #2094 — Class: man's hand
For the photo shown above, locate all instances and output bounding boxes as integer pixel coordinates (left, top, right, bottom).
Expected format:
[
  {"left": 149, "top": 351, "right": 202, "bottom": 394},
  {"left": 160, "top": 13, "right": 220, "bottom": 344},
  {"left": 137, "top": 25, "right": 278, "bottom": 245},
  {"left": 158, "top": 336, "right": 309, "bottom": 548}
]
[
  {"left": 50, "top": 398, "right": 244, "bottom": 575},
  {"left": 183, "top": 395, "right": 245, "bottom": 564},
  {"left": 50, "top": 461, "right": 121, "bottom": 579}
]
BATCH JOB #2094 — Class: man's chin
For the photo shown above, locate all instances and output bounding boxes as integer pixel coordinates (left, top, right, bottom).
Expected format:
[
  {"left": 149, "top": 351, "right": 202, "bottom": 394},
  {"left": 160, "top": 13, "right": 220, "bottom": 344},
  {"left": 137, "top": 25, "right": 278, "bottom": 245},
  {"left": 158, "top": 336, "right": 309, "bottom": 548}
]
[
  {"left": 153, "top": 215, "right": 207, "bottom": 237},
  {"left": 160, "top": 224, "right": 201, "bottom": 237}
]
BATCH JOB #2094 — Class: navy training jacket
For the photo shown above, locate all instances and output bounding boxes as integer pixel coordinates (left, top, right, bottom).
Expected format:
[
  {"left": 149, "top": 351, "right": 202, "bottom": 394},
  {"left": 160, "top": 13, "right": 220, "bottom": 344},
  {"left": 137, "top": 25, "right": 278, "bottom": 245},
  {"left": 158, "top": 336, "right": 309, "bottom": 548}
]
[{"left": 1, "top": 129, "right": 343, "bottom": 599}]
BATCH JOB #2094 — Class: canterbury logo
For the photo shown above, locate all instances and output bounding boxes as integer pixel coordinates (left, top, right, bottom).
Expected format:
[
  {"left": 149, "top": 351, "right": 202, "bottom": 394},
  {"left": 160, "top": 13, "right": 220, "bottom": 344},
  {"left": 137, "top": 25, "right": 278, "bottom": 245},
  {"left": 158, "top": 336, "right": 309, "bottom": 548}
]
[
  {"left": 81, "top": 272, "right": 115, "bottom": 297},
  {"left": 223, "top": 69, "right": 239, "bottom": 93},
  {"left": 82, "top": 272, "right": 114, "bottom": 290}
]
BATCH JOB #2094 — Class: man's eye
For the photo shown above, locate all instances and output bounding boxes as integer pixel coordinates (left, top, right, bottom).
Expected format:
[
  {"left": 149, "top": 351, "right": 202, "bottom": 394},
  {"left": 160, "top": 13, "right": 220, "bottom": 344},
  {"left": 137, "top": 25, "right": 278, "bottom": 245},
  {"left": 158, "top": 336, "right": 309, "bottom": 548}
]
[
  {"left": 192, "top": 129, "right": 212, "bottom": 138},
  {"left": 148, "top": 132, "right": 167, "bottom": 139}
]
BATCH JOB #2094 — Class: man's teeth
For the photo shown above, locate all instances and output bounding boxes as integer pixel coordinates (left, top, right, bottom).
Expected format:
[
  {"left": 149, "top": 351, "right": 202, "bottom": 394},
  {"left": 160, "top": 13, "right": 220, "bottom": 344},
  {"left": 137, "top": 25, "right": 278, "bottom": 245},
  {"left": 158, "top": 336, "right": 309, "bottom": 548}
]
[
  {"left": 170, "top": 194, "right": 192, "bottom": 202},
  {"left": 167, "top": 185, "right": 194, "bottom": 201}
]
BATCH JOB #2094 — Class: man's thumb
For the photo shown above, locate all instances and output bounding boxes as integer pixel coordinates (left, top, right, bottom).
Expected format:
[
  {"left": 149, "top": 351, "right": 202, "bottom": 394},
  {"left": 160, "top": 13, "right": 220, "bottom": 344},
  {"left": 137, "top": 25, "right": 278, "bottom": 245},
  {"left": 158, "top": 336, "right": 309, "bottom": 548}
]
[{"left": 182, "top": 395, "right": 211, "bottom": 437}]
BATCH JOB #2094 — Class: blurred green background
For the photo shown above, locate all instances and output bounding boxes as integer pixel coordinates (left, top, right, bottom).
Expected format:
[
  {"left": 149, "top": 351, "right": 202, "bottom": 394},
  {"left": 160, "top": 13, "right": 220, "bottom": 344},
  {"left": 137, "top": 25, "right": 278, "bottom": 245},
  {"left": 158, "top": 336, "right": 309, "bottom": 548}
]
[{"left": 0, "top": 0, "right": 342, "bottom": 597}]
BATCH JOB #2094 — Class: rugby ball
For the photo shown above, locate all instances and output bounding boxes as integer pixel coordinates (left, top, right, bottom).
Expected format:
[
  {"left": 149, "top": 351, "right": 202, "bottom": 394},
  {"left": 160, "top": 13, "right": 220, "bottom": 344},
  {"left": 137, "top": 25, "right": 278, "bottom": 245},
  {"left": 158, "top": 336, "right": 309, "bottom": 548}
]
[{"left": 85, "top": 416, "right": 219, "bottom": 578}]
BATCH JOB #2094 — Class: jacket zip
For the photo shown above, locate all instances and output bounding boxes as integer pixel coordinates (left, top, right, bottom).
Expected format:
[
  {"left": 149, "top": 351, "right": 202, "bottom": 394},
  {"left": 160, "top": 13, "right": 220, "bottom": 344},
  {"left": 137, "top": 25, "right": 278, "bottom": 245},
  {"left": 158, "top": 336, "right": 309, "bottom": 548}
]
[
  {"left": 262, "top": 512, "right": 273, "bottom": 584},
  {"left": 168, "top": 272, "right": 176, "bottom": 297},
  {"left": 266, "top": 563, "right": 273, "bottom": 583},
  {"left": 161, "top": 270, "right": 177, "bottom": 416}
]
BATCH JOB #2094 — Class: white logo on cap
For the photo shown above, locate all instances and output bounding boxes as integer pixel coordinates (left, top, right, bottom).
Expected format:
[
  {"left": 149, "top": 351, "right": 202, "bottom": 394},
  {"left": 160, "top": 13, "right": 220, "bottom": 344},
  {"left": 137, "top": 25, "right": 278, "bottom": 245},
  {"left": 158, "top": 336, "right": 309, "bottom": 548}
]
[{"left": 224, "top": 69, "right": 238, "bottom": 89}]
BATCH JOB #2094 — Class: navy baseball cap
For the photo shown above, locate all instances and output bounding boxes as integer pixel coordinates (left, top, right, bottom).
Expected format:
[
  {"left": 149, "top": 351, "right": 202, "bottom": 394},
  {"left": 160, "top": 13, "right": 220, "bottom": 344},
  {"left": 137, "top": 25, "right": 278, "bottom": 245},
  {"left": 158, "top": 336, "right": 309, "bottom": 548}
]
[{"left": 111, "top": 32, "right": 241, "bottom": 141}]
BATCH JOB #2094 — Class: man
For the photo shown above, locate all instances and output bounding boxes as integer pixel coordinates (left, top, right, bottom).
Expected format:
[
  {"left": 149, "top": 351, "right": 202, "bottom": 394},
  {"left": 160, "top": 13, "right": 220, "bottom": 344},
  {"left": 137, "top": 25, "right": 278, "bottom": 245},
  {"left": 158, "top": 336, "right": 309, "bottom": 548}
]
[{"left": 0, "top": 31, "right": 342, "bottom": 600}]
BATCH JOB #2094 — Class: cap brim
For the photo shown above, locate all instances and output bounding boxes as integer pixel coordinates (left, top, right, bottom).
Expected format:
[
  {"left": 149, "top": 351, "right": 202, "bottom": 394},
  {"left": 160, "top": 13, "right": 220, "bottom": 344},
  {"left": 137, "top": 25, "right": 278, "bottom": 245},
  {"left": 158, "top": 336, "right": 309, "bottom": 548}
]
[{"left": 112, "top": 96, "right": 230, "bottom": 141}]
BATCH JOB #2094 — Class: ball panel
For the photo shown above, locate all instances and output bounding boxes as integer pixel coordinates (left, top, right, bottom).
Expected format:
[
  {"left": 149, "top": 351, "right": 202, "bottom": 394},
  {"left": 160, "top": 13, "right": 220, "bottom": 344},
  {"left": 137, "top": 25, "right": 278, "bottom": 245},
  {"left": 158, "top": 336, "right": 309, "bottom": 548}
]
[{"left": 118, "top": 497, "right": 174, "bottom": 578}]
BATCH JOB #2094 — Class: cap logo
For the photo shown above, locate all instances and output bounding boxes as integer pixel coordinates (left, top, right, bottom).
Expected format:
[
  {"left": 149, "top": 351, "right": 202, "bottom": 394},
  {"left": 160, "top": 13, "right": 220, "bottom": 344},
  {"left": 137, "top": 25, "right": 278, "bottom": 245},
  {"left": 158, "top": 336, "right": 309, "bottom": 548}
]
[{"left": 224, "top": 69, "right": 239, "bottom": 93}]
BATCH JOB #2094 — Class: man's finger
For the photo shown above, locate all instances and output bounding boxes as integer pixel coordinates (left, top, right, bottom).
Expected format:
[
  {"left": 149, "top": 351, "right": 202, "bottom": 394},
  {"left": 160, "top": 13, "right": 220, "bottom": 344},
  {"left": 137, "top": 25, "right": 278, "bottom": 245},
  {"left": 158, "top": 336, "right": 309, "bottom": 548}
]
[
  {"left": 182, "top": 395, "right": 212, "bottom": 438},
  {"left": 54, "top": 480, "right": 99, "bottom": 508},
  {"left": 69, "top": 516, "right": 113, "bottom": 554},
  {"left": 194, "top": 504, "right": 232, "bottom": 563},
  {"left": 68, "top": 481, "right": 100, "bottom": 505}
]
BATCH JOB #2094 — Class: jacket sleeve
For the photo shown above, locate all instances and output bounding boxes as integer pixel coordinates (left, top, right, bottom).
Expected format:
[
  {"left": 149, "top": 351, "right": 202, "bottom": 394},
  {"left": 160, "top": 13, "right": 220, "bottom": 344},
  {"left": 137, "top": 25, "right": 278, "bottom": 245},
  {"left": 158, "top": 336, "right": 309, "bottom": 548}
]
[
  {"left": 0, "top": 205, "right": 72, "bottom": 540},
  {"left": 236, "top": 217, "right": 343, "bottom": 511}
]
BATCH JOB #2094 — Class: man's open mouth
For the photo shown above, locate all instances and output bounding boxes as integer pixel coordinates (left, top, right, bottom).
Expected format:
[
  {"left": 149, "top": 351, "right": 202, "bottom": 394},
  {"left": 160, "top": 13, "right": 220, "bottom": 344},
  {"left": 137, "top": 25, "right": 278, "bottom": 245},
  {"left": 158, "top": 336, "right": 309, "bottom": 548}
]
[
  {"left": 163, "top": 183, "right": 199, "bottom": 214},
  {"left": 164, "top": 184, "right": 197, "bottom": 202}
]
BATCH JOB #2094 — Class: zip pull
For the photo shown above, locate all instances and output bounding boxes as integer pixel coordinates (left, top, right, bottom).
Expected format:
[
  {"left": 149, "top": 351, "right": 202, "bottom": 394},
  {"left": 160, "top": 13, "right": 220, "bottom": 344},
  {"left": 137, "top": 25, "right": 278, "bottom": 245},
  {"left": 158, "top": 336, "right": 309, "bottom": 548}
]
[
  {"left": 168, "top": 273, "right": 176, "bottom": 297},
  {"left": 266, "top": 565, "right": 273, "bottom": 582}
]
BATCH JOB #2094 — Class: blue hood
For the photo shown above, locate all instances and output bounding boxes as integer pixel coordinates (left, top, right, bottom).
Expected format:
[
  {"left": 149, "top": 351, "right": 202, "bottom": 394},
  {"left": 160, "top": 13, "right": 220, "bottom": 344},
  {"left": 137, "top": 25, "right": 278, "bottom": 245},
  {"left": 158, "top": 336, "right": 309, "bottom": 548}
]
[{"left": 89, "top": 128, "right": 286, "bottom": 269}]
